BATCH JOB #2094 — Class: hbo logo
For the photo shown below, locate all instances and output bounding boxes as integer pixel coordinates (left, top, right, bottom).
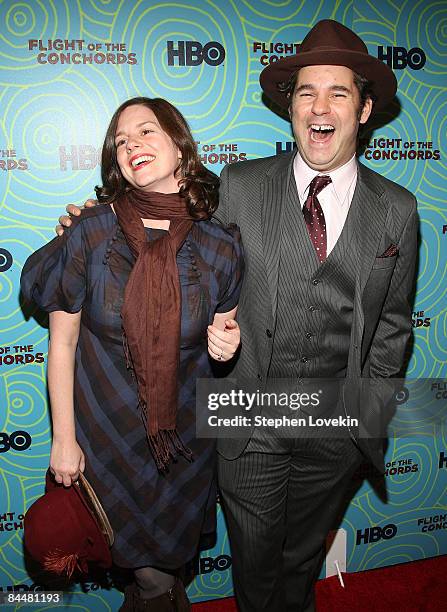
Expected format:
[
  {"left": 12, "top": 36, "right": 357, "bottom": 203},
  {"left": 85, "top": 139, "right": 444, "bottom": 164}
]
[
  {"left": 356, "top": 523, "right": 397, "bottom": 545},
  {"left": 0, "top": 248, "right": 13, "bottom": 272},
  {"left": 167, "top": 41, "right": 225, "bottom": 66},
  {"left": 378, "top": 46, "right": 426, "bottom": 70},
  {"left": 195, "top": 554, "right": 232, "bottom": 574},
  {"left": 0, "top": 431, "right": 32, "bottom": 453}
]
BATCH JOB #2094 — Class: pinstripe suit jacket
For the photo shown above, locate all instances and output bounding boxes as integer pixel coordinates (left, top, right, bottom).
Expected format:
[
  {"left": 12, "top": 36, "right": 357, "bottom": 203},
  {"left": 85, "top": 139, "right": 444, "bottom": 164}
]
[{"left": 214, "top": 152, "right": 418, "bottom": 467}]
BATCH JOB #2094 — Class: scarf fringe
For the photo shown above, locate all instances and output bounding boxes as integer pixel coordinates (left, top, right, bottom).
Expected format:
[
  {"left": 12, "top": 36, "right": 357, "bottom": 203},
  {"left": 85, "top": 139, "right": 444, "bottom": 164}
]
[
  {"left": 137, "top": 390, "right": 192, "bottom": 472},
  {"left": 148, "top": 429, "right": 194, "bottom": 472},
  {"left": 43, "top": 551, "right": 81, "bottom": 577}
]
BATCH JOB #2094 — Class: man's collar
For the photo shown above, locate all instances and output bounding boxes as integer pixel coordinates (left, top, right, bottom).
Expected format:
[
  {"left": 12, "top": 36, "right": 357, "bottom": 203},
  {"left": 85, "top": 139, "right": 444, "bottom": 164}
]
[{"left": 293, "top": 152, "right": 358, "bottom": 206}]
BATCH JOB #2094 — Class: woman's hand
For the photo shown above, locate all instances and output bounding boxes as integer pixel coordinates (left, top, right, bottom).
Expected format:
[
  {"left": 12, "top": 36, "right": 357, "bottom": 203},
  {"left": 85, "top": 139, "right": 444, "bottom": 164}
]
[
  {"left": 208, "top": 315, "right": 240, "bottom": 362},
  {"left": 56, "top": 199, "right": 98, "bottom": 236},
  {"left": 50, "top": 438, "right": 85, "bottom": 487}
]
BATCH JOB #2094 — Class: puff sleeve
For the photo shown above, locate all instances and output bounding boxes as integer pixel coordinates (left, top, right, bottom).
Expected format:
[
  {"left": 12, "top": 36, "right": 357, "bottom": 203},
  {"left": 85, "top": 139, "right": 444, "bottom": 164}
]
[
  {"left": 215, "top": 224, "right": 245, "bottom": 313},
  {"left": 20, "top": 219, "right": 86, "bottom": 313}
]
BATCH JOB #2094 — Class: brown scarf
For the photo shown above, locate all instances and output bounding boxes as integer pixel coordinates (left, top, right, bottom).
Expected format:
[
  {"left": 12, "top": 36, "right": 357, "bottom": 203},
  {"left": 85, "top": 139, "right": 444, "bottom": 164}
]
[{"left": 113, "top": 189, "right": 199, "bottom": 471}]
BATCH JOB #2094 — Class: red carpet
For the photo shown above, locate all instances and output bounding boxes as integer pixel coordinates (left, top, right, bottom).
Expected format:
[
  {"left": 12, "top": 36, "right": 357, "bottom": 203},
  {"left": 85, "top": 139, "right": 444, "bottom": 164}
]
[{"left": 191, "top": 555, "right": 447, "bottom": 611}]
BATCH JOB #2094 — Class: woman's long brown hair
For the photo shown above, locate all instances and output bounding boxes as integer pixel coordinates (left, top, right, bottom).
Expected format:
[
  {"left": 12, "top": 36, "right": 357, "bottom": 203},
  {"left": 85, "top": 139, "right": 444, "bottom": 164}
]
[{"left": 95, "top": 97, "right": 219, "bottom": 219}]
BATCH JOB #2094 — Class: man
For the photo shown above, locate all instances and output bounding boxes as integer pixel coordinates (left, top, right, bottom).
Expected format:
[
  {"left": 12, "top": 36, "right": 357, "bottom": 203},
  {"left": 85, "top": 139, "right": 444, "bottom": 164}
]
[
  {"left": 58, "top": 19, "right": 418, "bottom": 612},
  {"left": 212, "top": 19, "right": 417, "bottom": 612}
]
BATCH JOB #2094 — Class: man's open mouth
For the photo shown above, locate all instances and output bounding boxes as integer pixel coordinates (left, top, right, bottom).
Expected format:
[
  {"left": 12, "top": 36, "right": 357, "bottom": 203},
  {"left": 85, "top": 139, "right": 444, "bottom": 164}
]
[{"left": 309, "top": 124, "right": 335, "bottom": 142}]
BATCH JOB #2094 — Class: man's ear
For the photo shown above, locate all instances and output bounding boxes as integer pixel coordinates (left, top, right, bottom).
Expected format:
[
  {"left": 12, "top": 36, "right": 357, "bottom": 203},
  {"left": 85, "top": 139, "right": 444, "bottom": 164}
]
[{"left": 359, "top": 96, "right": 373, "bottom": 125}]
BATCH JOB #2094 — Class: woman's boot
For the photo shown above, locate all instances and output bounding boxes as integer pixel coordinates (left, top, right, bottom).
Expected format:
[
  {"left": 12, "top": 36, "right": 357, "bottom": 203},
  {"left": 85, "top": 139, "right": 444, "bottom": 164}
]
[{"left": 118, "top": 578, "right": 191, "bottom": 611}]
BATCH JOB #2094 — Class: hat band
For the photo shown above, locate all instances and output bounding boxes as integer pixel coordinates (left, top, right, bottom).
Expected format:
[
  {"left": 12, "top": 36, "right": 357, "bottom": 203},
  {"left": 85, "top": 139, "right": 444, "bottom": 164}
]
[{"left": 299, "top": 46, "right": 366, "bottom": 54}]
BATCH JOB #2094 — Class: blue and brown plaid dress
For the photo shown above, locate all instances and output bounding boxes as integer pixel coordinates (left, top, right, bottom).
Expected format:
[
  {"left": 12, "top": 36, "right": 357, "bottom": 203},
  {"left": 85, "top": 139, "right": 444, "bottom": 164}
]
[{"left": 21, "top": 204, "right": 244, "bottom": 569}]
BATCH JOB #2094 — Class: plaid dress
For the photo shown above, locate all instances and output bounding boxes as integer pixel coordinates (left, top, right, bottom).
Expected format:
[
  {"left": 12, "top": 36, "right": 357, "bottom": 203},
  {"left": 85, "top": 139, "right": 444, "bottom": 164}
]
[{"left": 21, "top": 205, "right": 243, "bottom": 569}]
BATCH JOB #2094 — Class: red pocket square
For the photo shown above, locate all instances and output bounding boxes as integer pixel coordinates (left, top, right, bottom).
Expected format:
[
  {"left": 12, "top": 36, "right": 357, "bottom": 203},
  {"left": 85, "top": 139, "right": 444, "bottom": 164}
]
[{"left": 379, "top": 244, "right": 399, "bottom": 258}]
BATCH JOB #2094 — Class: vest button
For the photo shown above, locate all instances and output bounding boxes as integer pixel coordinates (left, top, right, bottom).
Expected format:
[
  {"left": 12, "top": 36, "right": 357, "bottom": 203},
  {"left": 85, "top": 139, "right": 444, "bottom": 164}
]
[
  {"left": 305, "top": 332, "right": 313, "bottom": 340},
  {"left": 300, "top": 356, "right": 309, "bottom": 363},
  {"left": 266, "top": 329, "right": 272, "bottom": 338},
  {"left": 308, "top": 305, "right": 317, "bottom": 312},
  {"left": 312, "top": 278, "right": 320, "bottom": 285}
]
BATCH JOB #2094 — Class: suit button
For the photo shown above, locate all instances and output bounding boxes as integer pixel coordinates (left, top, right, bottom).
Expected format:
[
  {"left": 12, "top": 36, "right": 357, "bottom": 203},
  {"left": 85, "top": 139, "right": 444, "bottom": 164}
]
[
  {"left": 305, "top": 332, "right": 313, "bottom": 340},
  {"left": 266, "top": 329, "right": 272, "bottom": 338},
  {"left": 312, "top": 278, "right": 320, "bottom": 285},
  {"left": 300, "top": 356, "right": 308, "bottom": 363},
  {"left": 308, "top": 305, "right": 317, "bottom": 312}
]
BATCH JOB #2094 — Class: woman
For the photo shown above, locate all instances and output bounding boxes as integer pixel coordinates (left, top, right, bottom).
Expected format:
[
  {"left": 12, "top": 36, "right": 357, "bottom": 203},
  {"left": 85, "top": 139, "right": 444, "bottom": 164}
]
[{"left": 21, "top": 97, "right": 244, "bottom": 611}]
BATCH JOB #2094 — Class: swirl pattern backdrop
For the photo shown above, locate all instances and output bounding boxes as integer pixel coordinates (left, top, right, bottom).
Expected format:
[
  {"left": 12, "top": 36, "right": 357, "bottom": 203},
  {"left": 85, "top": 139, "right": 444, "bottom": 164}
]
[{"left": 0, "top": 0, "right": 446, "bottom": 607}]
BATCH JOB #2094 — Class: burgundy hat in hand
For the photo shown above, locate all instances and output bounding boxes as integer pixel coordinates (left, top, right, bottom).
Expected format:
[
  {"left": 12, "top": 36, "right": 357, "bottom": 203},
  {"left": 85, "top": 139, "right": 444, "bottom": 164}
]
[{"left": 24, "top": 470, "right": 113, "bottom": 577}]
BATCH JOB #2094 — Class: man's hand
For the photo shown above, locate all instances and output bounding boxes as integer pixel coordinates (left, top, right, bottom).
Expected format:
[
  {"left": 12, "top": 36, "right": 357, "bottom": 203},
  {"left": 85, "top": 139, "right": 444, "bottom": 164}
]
[{"left": 56, "top": 199, "right": 98, "bottom": 236}]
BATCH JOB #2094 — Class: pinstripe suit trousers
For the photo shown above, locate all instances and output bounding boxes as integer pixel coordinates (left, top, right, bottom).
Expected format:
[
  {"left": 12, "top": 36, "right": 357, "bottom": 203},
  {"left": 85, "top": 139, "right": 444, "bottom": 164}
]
[{"left": 218, "top": 435, "right": 362, "bottom": 612}]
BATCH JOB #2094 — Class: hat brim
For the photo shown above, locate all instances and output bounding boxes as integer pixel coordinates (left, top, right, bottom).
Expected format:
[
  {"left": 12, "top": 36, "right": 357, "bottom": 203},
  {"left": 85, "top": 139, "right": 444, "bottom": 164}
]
[
  {"left": 260, "top": 49, "right": 397, "bottom": 112},
  {"left": 76, "top": 472, "right": 114, "bottom": 546}
]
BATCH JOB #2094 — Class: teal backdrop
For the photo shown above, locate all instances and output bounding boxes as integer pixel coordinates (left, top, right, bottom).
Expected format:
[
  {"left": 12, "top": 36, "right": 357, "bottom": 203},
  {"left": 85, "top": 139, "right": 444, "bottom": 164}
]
[{"left": 0, "top": 0, "right": 446, "bottom": 608}]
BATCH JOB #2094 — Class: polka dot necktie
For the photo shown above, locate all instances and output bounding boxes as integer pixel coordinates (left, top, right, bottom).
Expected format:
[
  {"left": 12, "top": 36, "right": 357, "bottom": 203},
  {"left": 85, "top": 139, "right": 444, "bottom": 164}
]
[{"left": 302, "top": 175, "right": 332, "bottom": 262}]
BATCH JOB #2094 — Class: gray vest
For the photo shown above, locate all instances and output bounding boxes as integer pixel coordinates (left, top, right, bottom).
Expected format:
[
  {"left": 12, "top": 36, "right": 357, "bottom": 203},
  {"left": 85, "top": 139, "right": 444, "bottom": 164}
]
[{"left": 269, "top": 176, "right": 357, "bottom": 378}]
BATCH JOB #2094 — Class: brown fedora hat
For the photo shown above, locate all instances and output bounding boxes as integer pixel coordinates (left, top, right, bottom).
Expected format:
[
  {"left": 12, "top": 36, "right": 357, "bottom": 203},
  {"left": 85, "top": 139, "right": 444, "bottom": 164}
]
[{"left": 260, "top": 19, "right": 397, "bottom": 112}]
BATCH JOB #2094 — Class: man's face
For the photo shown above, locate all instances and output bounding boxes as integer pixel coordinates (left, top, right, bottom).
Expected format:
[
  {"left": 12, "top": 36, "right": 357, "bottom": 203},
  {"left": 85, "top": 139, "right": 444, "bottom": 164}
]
[{"left": 289, "top": 65, "right": 372, "bottom": 172}]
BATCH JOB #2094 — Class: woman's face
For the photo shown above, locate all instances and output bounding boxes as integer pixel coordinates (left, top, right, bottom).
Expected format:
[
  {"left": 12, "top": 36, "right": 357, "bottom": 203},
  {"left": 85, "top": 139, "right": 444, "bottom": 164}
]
[{"left": 114, "top": 104, "right": 181, "bottom": 193}]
